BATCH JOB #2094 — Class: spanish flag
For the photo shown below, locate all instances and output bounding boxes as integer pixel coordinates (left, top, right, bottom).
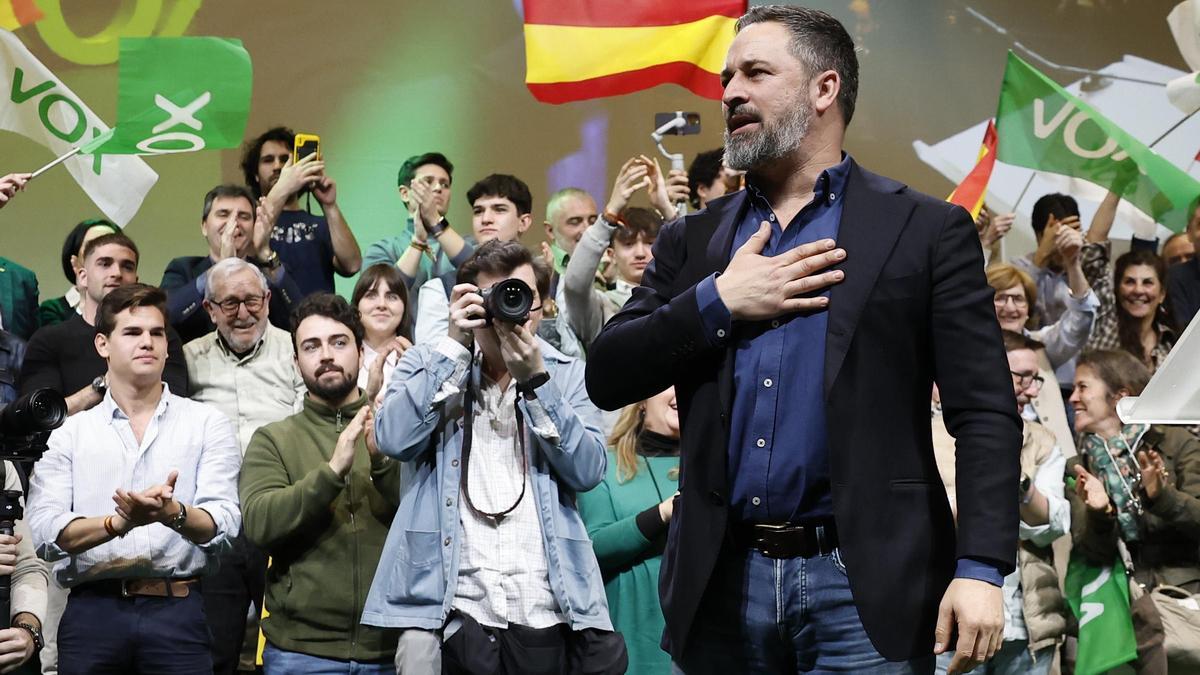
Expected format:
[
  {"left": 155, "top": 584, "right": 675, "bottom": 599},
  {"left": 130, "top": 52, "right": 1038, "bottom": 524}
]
[
  {"left": 0, "top": 0, "right": 42, "bottom": 30},
  {"left": 524, "top": 0, "right": 746, "bottom": 104},
  {"left": 947, "top": 119, "right": 998, "bottom": 220}
]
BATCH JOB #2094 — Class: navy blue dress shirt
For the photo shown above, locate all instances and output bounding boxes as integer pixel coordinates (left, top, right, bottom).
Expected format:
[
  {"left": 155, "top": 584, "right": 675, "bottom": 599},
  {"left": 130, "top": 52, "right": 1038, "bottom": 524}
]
[{"left": 693, "top": 154, "right": 1003, "bottom": 586}]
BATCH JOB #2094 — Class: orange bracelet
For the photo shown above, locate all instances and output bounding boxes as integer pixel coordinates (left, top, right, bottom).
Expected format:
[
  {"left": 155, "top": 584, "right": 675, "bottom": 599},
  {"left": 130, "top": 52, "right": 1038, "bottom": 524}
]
[{"left": 103, "top": 515, "right": 117, "bottom": 537}]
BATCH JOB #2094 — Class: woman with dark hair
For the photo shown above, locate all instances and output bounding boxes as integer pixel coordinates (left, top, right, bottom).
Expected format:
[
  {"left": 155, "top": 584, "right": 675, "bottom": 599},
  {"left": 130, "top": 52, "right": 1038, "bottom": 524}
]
[
  {"left": 352, "top": 263, "right": 413, "bottom": 399},
  {"left": 579, "top": 386, "right": 679, "bottom": 675},
  {"left": 1083, "top": 245, "right": 1176, "bottom": 371},
  {"left": 38, "top": 218, "right": 120, "bottom": 326},
  {"left": 1067, "top": 349, "right": 1200, "bottom": 673}
]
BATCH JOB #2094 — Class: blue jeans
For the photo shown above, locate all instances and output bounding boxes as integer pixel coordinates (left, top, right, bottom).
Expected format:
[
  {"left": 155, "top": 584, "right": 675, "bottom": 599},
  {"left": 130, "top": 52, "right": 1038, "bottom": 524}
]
[
  {"left": 262, "top": 642, "right": 394, "bottom": 675},
  {"left": 934, "top": 640, "right": 1053, "bottom": 675},
  {"left": 674, "top": 547, "right": 933, "bottom": 674}
]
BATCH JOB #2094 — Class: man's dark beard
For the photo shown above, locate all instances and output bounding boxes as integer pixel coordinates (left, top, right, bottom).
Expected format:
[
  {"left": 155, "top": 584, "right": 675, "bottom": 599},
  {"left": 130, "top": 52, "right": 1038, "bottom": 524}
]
[{"left": 303, "top": 366, "right": 357, "bottom": 403}]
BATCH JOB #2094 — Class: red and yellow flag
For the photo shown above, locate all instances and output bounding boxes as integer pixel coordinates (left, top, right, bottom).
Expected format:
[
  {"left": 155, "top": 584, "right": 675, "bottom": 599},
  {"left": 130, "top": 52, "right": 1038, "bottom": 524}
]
[
  {"left": 523, "top": 0, "right": 747, "bottom": 104},
  {"left": 947, "top": 119, "right": 998, "bottom": 220},
  {"left": 0, "top": 0, "right": 42, "bottom": 31}
]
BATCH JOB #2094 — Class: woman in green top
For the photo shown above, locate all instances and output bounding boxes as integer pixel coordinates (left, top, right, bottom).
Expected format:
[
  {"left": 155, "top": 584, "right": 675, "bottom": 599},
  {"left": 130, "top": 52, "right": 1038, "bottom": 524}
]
[
  {"left": 579, "top": 386, "right": 679, "bottom": 675},
  {"left": 38, "top": 218, "right": 120, "bottom": 326}
]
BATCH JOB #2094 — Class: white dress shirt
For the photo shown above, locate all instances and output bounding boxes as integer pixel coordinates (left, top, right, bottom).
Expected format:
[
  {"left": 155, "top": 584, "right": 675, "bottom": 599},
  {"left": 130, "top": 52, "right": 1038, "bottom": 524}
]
[{"left": 27, "top": 384, "right": 242, "bottom": 587}]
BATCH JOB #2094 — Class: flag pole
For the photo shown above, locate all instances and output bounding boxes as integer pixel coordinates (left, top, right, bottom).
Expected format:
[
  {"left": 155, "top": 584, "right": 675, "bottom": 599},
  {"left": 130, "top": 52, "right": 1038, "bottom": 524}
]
[
  {"left": 1002, "top": 172, "right": 1038, "bottom": 263},
  {"left": 965, "top": 7, "right": 1167, "bottom": 88},
  {"left": 29, "top": 146, "right": 81, "bottom": 179}
]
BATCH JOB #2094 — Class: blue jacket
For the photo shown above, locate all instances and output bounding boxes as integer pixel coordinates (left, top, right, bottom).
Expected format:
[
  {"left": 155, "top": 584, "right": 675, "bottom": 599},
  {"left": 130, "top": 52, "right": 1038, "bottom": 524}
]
[{"left": 362, "top": 336, "right": 612, "bottom": 631}]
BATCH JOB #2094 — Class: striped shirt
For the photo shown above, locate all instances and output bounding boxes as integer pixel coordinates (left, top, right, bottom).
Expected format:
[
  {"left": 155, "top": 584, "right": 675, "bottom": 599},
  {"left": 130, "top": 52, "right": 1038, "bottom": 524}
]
[
  {"left": 451, "top": 354, "right": 566, "bottom": 630},
  {"left": 27, "top": 385, "right": 242, "bottom": 587}
]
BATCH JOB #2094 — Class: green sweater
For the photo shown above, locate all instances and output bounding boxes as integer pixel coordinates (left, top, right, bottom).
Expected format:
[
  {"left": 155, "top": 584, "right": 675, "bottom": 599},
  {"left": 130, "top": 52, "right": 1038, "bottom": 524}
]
[
  {"left": 579, "top": 449, "right": 679, "bottom": 675},
  {"left": 240, "top": 392, "right": 402, "bottom": 662}
]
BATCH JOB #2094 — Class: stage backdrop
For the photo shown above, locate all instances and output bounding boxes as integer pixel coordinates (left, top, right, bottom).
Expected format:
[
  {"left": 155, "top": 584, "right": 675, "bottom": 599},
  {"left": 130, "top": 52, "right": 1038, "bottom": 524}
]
[{"left": 0, "top": 0, "right": 1187, "bottom": 298}]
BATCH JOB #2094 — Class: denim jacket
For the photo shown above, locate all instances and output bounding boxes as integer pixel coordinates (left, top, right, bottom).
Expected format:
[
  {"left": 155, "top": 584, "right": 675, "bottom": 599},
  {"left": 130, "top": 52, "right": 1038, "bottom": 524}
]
[{"left": 362, "top": 335, "right": 612, "bottom": 631}]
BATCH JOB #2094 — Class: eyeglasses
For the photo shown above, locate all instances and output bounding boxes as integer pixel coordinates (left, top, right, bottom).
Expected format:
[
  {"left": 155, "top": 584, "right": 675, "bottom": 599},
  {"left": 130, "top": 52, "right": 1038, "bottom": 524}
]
[
  {"left": 211, "top": 294, "right": 265, "bottom": 316},
  {"left": 1010, "top": 370, "right": 1045, "bottom": 390},
  {"left": 415, "top": 175, "right": 451, "bottom": 190},
  {"left": 994, "top": 293, "right": 1028, "bottom": 307}
]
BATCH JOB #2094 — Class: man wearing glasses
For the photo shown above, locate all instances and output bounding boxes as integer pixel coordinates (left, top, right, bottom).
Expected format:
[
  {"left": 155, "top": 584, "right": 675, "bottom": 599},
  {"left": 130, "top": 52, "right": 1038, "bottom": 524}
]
[
  {"left": 362, "top": 152, "right": 474, "bottom": 297},
  {"left": 183, "top": 256, "right": 306, "bottom": 674},
  {"left": 942, "top": 329, "right": 1070, "bottom": 674},
  {"left": 161, "top": 184, "right": 304, "bottom": 344}
]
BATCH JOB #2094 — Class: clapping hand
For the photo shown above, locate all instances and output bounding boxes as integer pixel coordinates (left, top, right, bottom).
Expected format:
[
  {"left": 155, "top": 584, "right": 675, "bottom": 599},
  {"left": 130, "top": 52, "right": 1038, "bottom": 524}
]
[{"left": 113, "top": 470, "right": 179, "bottom": 527}]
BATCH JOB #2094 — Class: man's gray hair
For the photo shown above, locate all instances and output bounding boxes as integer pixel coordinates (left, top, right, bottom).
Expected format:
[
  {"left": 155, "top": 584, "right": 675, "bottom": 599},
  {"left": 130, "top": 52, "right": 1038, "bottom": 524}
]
[
  {"left": 736, "top": 5, "right": 860, "bottom": 126},
  {"left": 204, "top": 257, "right": 268, "bottom": 301},
  {"left": 545, "top": 187, "right": 593, "bottom": 222}
]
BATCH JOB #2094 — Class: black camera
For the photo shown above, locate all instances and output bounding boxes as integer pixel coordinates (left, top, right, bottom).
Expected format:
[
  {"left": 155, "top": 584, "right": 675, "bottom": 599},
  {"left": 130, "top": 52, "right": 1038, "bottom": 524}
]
[
  {"left": 0, "top": 388, "right": 67, "bottom": 461},
  {"left": 481, "top": 278, "right": 535, "bottom": 325}
]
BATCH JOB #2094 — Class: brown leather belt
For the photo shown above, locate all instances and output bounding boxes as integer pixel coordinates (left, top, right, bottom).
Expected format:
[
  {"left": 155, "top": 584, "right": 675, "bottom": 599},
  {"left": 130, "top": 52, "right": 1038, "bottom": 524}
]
[
  {"left": 731, "top": 520, "right": 839, "bottom": 559},
  {"left": 73, "top": 577, "right": 198, "bottom": 598}
]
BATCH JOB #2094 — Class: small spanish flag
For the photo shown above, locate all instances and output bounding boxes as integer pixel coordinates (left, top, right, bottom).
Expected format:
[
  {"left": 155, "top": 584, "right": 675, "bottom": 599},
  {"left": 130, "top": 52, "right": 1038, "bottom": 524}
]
[
  {"left": 524, "top": 0, "right": 747, "bottom": 104},
  {"left": 0, "top": 0, "right": 42, "bottom": 31},
  {"left": 947, "top": 119, "right": 998, "bottom": 220}
]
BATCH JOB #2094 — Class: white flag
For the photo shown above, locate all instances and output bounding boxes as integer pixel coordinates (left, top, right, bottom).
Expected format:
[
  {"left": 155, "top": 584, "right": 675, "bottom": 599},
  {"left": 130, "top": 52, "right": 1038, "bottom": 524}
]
[
  {"left": 0, "top": 29, "right": 156, "bottom": 226},
  {"left": 1167, "top": 1, "right": 1200, "bottom": 114}
]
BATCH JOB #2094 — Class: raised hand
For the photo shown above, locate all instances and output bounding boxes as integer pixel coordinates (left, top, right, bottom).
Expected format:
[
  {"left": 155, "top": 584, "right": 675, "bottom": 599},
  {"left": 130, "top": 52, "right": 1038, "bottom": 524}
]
[
  {"left": 448, "top": 283, "right": 486, "bottom": 347},
  {"left": 1072, "top": 464, "right": 1112, "bottom": 513},
  {"left": 494, "top": 320, "right": 545, "bottom": 385},
  {"left": 605, "top": 157, "right": 650, "bottom": 216},
  {"left": 1136, "top": 449, "right": 1169, "bottom": 501},
  {"left": 0, "top": 173, "right": 30, "bottom": 209},
  {"left": 329, "top": 407, "right": 369, "bottom": 477}
]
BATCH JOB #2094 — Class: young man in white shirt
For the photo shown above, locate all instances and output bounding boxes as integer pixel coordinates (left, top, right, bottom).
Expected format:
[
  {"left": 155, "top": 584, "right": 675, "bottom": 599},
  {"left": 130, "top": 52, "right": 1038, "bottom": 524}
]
[{"left": 27, "top": 283, "right": 241, "bottom": 674}]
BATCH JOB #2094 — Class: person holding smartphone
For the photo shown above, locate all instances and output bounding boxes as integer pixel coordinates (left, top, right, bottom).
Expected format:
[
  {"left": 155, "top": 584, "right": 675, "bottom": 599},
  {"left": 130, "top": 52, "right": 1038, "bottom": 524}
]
[{"left": 240, "top": 127, "right": 362, "bottom": 298}]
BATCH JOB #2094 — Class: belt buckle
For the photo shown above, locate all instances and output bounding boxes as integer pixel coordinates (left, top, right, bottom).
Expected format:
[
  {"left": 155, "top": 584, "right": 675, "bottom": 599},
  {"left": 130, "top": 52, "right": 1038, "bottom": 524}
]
[{"left": 753, "top": 523, "right": 791, "bottom": 559}]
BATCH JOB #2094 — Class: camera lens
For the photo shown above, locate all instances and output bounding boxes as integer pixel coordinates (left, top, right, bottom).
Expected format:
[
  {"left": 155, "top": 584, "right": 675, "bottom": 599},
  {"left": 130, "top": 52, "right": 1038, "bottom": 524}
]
[
  {"left": 0, "top": 388, "right": 67, "bottom": 437},
  {"left": 483, "top": 278, "right": 534, "bottom": 325}
]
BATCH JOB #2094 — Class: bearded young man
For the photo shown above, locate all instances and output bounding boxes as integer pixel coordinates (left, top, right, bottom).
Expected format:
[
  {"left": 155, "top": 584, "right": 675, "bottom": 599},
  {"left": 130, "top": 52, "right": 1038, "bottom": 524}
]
[
  {"left": 586, "top": 6, "right": 1021, "bottom": 674},
  {"left": 239, "top": 293, "right": 400, "bottom": 673}
]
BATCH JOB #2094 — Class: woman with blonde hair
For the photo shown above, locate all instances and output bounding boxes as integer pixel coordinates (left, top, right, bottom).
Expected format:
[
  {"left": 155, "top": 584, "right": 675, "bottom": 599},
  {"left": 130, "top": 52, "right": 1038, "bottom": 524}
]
[{"left": 579, "top": 386, "right": 679, "bottom": 675}]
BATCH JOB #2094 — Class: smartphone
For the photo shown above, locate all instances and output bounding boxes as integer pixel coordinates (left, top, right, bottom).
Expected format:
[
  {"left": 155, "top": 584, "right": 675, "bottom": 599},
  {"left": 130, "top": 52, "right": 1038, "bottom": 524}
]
[
  {"left": 654, "top": 112, "right": 701, "bottom": 135},
  {"left": 293, "top": 133, "right": 321, "bottom": 163}
]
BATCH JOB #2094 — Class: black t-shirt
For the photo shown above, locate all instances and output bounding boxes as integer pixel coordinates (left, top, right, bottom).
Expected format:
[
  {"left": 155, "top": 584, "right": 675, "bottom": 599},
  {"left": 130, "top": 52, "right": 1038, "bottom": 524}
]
[
  {"left": 272, "top": 209, "right": 335, "bottom": 297},
  {"left": 19, "top": 314, "right": 190, "bottom": 397}
]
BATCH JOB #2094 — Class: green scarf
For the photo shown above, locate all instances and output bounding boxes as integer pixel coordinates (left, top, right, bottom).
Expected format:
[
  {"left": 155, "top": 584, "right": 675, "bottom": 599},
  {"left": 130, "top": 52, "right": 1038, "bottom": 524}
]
[{"left": 1080, "top": 423, "right": 1151, "bottom": 542}]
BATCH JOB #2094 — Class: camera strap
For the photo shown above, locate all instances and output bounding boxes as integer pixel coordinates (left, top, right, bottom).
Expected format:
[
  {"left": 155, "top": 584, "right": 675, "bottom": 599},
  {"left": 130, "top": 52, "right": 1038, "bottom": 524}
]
[{"left": 459, "top": 362, "right": 528, "bottom": 522}]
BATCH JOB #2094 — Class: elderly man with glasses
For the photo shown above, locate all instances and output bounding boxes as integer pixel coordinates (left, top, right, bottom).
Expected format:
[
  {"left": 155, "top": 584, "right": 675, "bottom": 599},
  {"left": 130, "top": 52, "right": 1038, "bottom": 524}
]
[
  {"left": 162, "top": 184, "right": 304, "bottom": 344},
  {"left": 184, "top": 256, "right": 306, "bottom": 674}
]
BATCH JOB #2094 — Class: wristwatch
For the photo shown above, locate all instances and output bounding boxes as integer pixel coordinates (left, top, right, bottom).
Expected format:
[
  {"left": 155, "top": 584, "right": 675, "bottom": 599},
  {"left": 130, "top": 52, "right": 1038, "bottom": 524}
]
[
  {"left": 254, "top": 250, "right": 281, "bottom": 270},
  {"left": 14, "top": 621, "right": 42, "bottom": 653},
  {"left": 167, "top": 502, "right": 188, "bottom": 532},
  {"left": 516, "top": 372, "right": 551, "bottom": 400},
  {"left": 91, "top": 376, "right": 107, "bottom": 397},
  {"left": 426, "top": 217, "right": 450, "bottom": 238}
]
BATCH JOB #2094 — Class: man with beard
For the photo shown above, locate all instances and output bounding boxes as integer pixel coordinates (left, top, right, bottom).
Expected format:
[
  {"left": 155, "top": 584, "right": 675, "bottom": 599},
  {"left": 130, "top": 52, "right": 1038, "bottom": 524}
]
[
  {"left": 161, "top": 184, "right": 305, "bottom": 344},
  {"left": 239, "top": 293, "right": 400, "bottom": 673},
  {"left": 585, "top": 6, "right": 1020, "bottom": 674},
  {"left": 184, "top": 257, "right": 305, "bottom": 674},
  {"left": 241, "top": 127, "right": 362, "bottom": 297}
]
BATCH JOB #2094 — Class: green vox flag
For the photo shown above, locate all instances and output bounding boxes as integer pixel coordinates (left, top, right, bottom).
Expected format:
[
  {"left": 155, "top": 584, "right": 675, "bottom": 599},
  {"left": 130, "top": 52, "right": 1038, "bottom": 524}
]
[
  {"left": 82, "top": 37, "right": 251, "bottom": 155},
  {"left": 1064, "top": 552, "right": 1138, "bottom": 675},
  {"left": 996, "top": 50, "right": 1200, "bottom": 233}
]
